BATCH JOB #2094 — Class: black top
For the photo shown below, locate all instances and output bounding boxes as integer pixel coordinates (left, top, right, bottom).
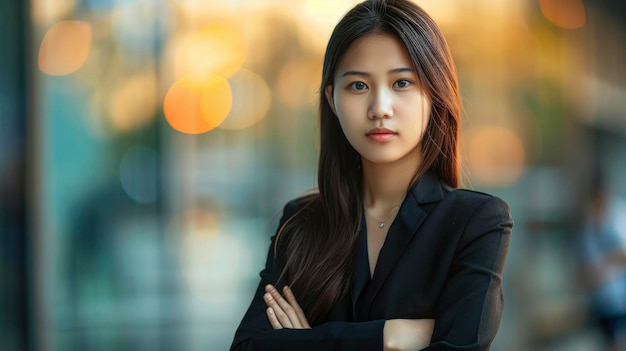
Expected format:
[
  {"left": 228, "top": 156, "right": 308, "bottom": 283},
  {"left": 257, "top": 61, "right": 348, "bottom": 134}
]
[{"left": 231, "top": 172, "right": 513, "bottom": 350}]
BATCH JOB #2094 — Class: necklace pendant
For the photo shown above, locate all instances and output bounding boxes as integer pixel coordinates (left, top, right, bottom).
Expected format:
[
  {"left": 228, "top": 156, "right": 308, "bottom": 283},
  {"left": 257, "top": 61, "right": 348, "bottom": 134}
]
[{"left": 379, "top": 222, "right": 385, "bottom": 229}]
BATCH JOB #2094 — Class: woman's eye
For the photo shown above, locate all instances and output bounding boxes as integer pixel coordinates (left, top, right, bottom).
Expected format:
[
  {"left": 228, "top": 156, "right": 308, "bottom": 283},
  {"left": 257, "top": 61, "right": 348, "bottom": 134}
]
[
  {"left": 350, "top": 82, "right": 368, "bottom": 91},
  {"left": 394, "top": 79, "right": 412, "bottom": 88}
]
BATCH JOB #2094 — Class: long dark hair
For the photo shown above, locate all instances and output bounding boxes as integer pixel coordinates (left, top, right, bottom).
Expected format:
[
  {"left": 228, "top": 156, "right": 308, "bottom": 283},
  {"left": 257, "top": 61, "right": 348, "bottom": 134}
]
[{"left": 276, "top": 0, "right": 461, "bottom": 324}]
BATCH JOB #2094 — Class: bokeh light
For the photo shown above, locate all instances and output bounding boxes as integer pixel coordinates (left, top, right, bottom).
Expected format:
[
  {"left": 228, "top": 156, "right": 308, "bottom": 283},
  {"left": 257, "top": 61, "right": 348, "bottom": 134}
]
[
  {"left": 38, "top": 20, "right": 92, "bottom": 76},
  {"left": 296, "top": 1, "right": 355, "bottom": 51},
  {"left": 174, "top": 23, "right": 247, "bottom": 79},
  {"left": 163, "top": 72, "right": 232, "bottom": 134},
  {"left": 219, "top": 69, "right": 272, "bottom": 130},
  {"left": 467, "top": 126, "right": 526, "bottom": 187},
  {"left": 539, "top": 0, "right": 586, "bottom": 29},
  {"left": 119, "top": 145, "right": 159, "bottom": 204},
  {"left": 108, "top": 72, "right": 158, "bottom": 133},
  {"left": 169, "top": 207, "right": 219, "bottom": 238},
  {"left": 276, "top": 59, "right": 321, "bottom": 110},
  {"left": 31, "top": 0, "right": 76, "bottom": 24},
  {"left": 302, "top": 0, "right": 357, "bottom": 26}
]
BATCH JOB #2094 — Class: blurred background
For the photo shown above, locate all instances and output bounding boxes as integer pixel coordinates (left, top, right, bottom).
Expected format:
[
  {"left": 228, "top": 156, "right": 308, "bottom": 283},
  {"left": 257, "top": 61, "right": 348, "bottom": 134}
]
[{"left": 1, "top": 0, "right": 625, "bottom": 350}]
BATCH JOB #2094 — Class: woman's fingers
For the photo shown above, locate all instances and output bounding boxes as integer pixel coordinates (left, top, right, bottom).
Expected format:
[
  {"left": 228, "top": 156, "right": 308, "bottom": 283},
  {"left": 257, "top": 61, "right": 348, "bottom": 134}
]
[
  {"left": 263, "top": 284, "right": 310, "bottom": 329},
  {"left": 266, "top": 307, "right": 283, "bottom": 329},
  {"left": 283, "top": 286, "right": 310, "bottom": 328},
  {"left": 263, "top": 288, "right": 294, "bottom": 328},
  {"left": 266, "top": 284, "right": 303, "bottom": 328}
]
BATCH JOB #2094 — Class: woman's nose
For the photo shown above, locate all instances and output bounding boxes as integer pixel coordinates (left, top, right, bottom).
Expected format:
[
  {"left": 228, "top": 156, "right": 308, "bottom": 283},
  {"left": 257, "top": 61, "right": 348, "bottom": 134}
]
[{"left": 368, "top": 88, "right": 393, "bottom": 119}]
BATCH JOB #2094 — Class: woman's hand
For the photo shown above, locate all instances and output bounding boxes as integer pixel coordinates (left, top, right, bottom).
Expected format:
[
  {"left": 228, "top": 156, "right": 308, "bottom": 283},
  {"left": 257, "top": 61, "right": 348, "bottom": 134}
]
[
  {"left": 263, "top": 284, "right": 311, "bottom": 330},
  {"left": 384, "top": 319, "right": 435, "bottom": 351}
]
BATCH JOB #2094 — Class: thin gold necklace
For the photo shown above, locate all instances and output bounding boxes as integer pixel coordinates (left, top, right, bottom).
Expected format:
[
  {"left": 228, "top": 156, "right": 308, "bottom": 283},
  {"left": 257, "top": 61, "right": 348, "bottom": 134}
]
[{"left": 366, "top": 206, "right": 400, "bottom": 229}]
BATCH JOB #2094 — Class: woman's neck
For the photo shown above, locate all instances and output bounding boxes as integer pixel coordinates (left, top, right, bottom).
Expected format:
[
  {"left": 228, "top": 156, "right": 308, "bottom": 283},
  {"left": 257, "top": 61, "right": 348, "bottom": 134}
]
[{"left": 361, "top": 156, "right": 420, "bottom": 211}]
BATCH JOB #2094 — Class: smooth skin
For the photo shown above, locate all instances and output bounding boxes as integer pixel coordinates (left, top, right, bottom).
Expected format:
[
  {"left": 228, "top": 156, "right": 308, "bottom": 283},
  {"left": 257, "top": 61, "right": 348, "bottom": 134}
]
[{"left": 265, "top": 33, "right": 435, "bottom": 351}]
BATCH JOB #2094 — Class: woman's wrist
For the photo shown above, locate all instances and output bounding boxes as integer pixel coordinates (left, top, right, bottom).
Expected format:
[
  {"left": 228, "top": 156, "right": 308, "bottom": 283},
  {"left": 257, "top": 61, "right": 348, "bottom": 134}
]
[{"left": 383, "top": 319, "right": 434, "bottom": 351}]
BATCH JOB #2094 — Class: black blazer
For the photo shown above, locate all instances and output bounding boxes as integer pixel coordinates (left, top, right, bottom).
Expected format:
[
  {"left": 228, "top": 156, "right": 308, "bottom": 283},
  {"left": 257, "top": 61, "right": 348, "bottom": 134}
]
[{"left": 231, "top": 172, "right": 513, "bottom": 350}]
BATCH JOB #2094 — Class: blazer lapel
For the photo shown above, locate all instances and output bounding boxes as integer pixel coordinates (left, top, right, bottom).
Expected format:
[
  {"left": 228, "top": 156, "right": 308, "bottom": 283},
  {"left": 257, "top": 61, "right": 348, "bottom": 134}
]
[{"left": 357, "top": 172, "right": 445, "bottom": 319}]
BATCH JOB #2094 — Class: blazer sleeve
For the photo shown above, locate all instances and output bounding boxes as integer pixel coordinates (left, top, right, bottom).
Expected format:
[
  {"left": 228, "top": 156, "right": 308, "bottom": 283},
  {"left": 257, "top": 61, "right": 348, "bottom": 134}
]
[
  {"left": 425, "top": 195, "right": 513, "bottom": 350},
  {"left": 230, "top": 200, "right": 386, "bottom": 351}
]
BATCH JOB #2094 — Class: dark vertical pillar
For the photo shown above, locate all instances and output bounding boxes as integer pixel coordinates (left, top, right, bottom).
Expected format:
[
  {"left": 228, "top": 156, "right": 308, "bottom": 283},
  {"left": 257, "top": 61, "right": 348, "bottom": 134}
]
[{"left": 0, "top": 0, "right": 32, "bottom": 350}]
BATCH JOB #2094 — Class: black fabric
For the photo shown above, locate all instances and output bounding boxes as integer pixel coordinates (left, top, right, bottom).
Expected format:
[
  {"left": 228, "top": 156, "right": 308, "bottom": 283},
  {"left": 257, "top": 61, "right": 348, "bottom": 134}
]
[{"left": 231, "top": 173, "right": 513, "bottom": 350}]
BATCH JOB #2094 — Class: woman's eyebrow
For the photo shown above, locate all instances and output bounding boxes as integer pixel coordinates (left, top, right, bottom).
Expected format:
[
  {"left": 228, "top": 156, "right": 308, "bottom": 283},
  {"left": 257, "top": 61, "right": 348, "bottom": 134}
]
[
  {"left": 341, "top": 70, "right": 370, "bottom": 77},
  {"left": 389, "top": 67, "right": 415, "bottom": 74},
  {"left": 341, "top": 67, "right": 415, "bottom": 77}
]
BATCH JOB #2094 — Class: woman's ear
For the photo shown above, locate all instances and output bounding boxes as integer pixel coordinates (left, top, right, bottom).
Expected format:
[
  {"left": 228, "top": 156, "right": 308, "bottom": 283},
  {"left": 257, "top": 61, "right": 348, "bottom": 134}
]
[{"left": 324, "top": 85, "right": 337, "bottom": 116}]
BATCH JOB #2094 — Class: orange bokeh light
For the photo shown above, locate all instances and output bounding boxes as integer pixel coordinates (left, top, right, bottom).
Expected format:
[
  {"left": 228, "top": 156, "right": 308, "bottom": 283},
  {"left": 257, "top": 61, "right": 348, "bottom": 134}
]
[
  {"left": 174, "top": 23, "right": 247, "bottom": 79},
  {"left": 219, "top": 69, "right": 272, "bottom": 130},
  {"left": 38, "top": 20, "right": 92, "bottom": 76},
  {"left": 539, "top": 0, "right": 586, "bottom": 29},
  {"left": 163, "top": 72, "right": 232, "bottom": 134},
  {"left": 467, "top": 126, "right": 526, "bottom": 187}
]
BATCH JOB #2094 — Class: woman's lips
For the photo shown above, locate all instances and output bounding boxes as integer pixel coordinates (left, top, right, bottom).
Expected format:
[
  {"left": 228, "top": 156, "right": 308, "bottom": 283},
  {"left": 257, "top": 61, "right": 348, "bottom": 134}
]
[{"left": 366, "top": 127, "right": 396, "bottom": 142}]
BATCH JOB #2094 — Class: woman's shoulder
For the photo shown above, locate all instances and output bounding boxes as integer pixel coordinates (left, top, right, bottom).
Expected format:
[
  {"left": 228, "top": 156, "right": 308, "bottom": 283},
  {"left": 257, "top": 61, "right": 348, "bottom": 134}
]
[
  {"left": 435, "top": 187, "right": 513, "bottom": 247},
  {"left": 278, "top": 192, "right": 320, "bottom": 225},
  {"left": 283, "top": 191, "right": 318, "bottom": 211},
  {"left": 440, "top": 187, "right": 512, "bottom": 223}
]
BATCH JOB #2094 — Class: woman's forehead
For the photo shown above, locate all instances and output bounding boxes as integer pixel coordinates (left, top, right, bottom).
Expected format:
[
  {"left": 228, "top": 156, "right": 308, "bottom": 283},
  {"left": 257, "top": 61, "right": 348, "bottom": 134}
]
[{"left": 335, "top": 34, "right": 414, "bottom": 75}]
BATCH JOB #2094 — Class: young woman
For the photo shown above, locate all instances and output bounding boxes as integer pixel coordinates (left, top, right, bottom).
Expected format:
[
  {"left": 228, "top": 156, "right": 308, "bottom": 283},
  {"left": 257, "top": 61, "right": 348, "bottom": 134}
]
[{"left": 231, "top": 0, "right": 513, "bottom": 350}]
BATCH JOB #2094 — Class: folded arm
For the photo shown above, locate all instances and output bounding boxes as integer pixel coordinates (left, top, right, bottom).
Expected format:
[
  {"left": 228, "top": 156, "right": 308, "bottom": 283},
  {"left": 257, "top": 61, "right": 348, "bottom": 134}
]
[
  {"left": 425, "top": 196, "right": 513, "bottom": 350},
  {"left": 231, "top": 195, "right": 512, "bottom": 351}
]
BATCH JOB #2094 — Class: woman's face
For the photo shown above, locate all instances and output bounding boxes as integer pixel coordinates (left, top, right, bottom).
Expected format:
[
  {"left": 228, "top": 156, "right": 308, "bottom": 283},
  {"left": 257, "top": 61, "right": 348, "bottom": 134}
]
[{"left": 325, "top": 33, "right": 431, "bottom": 167}]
